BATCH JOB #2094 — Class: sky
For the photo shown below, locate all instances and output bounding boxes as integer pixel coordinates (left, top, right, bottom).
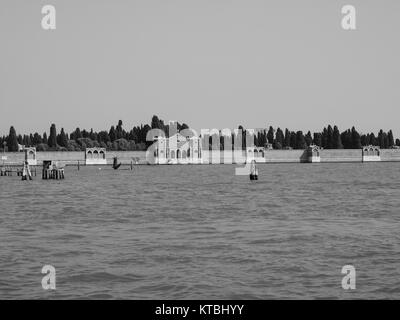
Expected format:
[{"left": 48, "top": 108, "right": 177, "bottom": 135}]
[{"left": 0, "top": 0, "right": 399, "bottom": 137}]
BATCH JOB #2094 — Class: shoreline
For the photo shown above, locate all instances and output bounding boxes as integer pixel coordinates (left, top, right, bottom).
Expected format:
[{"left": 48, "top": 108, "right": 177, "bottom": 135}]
[{"left": 2, "top": 149, "right": 400, "bottom": 166}]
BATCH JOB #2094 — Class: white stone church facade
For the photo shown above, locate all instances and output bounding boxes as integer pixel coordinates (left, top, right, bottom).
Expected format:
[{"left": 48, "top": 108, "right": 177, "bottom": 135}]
[{"left": 152, "top": 133, "right": 203, "bottom": 164}]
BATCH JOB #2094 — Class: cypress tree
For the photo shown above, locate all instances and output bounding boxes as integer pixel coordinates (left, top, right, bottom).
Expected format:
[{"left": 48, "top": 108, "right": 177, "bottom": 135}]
[
  {"left": 351, "top": 127, "right": 361, "bottom": 149},
  {"left": 332, "top": 126, "right": 343, "bottom": 149},
  {"left": 360, "top": 134, "right": 367, "bottom": 147},
  {"left": 151, "top": 115, "right": 161, "bottom": 129},
  {"left": 284, "top": 128, "right": 291, "bottom": 148},
  {"left": 388, "top": 130, "right": 394, "bottom": 148},
  {"left": 370, "top": 133, "right": 377, "bottom": 146},
  {"left": 7, "top": 126, "right": 19, "bottom": 152},
  {"left": 109, "top": 126, "right": 117, "bottom": 142},
  {"left": 116, "top": 120, "right": 124, "bottom": 139},
  {"left": 33, "top": 133, "right": 42, "bottom": 145},
  {"left": 73, "top": 128, "right": 83, "bottom": 141},
  {"left": 305, "top": 131, "right": 313, "bottom": 146},
  {"left": 321, "top": 128, "right": 328, "bottom": 149},
  {"left": 378, "top": 130, "right": 384, "bottom": 148},
  {"left": 274, "top": 128, "right": 284, "bottom": 149},
  {"left": 48, "top": 124, "right": 57, "bottom": 148},
  {"left": 295, "top": 131, "right": 306, "bottom": 149},
  {"left": 327, "top": 125, "right": 334, "bottom": 149},
  {"left": 341, "top": 129, "right": 352, "bottom": 149},
  {"left": 383, "top": 132, "right": 389, "bottom": 149},
  {"left": 23, "top": 135, "right": 31, "bottom": 146},
  {"left": 267, "top": 126, "right": 274, "bottom": 144},
  {"left": 365, "top": 134, "right": 371, "bottom": 146},
  {"left": 313, "top": 132, "right": 322, "bottom": 147},
  {"left": 257, "top": 129, "right": 266, "bottom": 147},
  {"left": 58, "top": 128, "right": 68, "bottom": 147},
  {"left": 290, "top": 131, "right": 297, "bottom": 149}
]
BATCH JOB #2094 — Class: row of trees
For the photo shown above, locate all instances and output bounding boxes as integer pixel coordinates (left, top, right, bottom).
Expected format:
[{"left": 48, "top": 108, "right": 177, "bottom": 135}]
[
  {"left": 0, "top": 118, "right": 399, "bottom": 152},
  {"left": 204, "top": 125, "right": 398, "bottom": 150},
  {"left": 246, "top": 125, "right": 398, "bottom": 150},
  {"left": 0, "top": 116, "right": 189, "bottom": 152}
]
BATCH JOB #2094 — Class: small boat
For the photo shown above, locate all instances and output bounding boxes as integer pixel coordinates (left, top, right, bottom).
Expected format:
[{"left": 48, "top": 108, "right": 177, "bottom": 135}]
[{"left": 113, "top": 157, "right": 122, "bottom": 170}]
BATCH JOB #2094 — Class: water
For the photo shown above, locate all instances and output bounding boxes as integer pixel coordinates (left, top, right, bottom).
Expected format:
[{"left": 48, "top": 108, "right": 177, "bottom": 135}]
[{"left": 1, "top": 163, "right": 400, "bottom": 299}]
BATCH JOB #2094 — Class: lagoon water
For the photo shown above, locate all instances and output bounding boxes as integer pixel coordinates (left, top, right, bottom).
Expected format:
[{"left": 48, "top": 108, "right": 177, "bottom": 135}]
[{"left": 1, "top": 163, "right": 400, "bottom": 299}]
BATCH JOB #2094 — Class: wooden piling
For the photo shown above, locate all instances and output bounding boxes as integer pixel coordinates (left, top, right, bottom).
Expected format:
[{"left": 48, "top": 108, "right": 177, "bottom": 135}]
[
  {"left": 42, "top": 161, "right": 65, "bottom": 180},
  {"left": 42, "top": 168, "right": 65, "bottom": 180}
]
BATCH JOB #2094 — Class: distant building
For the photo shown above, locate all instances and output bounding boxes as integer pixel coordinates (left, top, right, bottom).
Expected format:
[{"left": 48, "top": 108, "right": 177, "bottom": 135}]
[
  {"left": 85, "top": 147, "right": 107, "bottom": 165},
  {"left": 305, "top": 145, "right": 321, "bottom": 163},
  {"left": 152, "top": 133, "right": 202, "bottom": 164},
  {"left": 246, "top": 147, "right": 265, "bottom": 161},
  {"left": 265, "top": 143, "right": 273, "bottom": 150},
  {"left": 362, "top": 145, "right": 381, "bottom": 162},
  {"left": 24, "top": 147, "right": 37, "bottom": 165}
]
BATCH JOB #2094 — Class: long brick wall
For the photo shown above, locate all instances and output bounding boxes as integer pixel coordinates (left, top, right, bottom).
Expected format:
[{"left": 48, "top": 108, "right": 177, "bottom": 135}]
[
  {"left": 320, "top": 149, "right": 362, "bottom": 162},
  {"left": 2, "top": 148, "right": 400, "bottom": 165},
  {"left": 1, "top": 151, "right": 148, "bottom": 165}
]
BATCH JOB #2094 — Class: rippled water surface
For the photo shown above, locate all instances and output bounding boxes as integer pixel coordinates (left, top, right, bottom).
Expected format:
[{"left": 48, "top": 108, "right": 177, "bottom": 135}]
[{"left": 1, "top": 163, "right": 400, "bottom": 299}]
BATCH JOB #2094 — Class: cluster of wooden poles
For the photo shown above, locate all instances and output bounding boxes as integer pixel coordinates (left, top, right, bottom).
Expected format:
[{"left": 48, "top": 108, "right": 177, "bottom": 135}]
[
  {"left": 42, "top": 168, "right": 65, "bottom": 180},
  {"left": 1, "top": 163, "right": 64, "bottom": 180},
  {"left": 1, "top": 166, "right": 37, "bottom": 177}
]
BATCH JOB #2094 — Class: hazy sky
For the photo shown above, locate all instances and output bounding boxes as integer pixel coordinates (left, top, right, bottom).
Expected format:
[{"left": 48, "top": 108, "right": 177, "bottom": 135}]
[{"left": 0, "top": 0, "right": 399, "bottom": 137}]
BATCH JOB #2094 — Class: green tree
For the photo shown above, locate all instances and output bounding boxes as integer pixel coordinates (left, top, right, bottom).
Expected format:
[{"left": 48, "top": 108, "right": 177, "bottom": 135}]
[
  {"left": 274, "top": 128, "right": 284, "bottom": 149},
  {"left": 369, "top": 132, "right": 377, "bottom": 146},
  {"left": 332, "top": 126, "right": 343, "bottom": 149},
  {"left": 116, "top": 120, "right": 124, "bottom": 139},
  {"left": 109, "top": 126, "right": 117, "bottom": 142},
  {"left": 284, "top": 128, "right": 291, "bottom": 148},
  {"left": 295, "top": 131, "right": 306, "bottom": 149},
  {"left": 290, "top": 131, "right": 297, "bottom": 149},
  {"left": 388, "top": 130, "right": 394, "bottom": 148},
  {"left": 267, "top": 126, "right": 274, "bottom": 144},
  {"left": 360, "top": 134, "right": 367, "bottom": 146},
  {"left": 57, "top": 128, "right": 68, "bottom": 147},
  {"left": 48, "top": 124, "right": 57, "bottom": 148},
  {"left": 321, "top": 128, "right": 328, "bottom": 148},
  {"left": 341, "top": 129, "right": 352, "bottom": 149},
  {"left": 313, "top": 132, "right": 322, "bottom": 147},
  {"left": 151, "top": 115, "right": 161, "bottom": 129},
  {"left": 33, "top": 132, "right": 42, "bottom": 145},
  {"left": 377, "top": 130, "right": 385, "bottom": 148},
  {"left": 7, "top": 126, "right": 19, "bottom": 152},
  {"left": 327, "top": 125, "right": 334, "bottom": 149},
  {"left": 305, "top": 131, "right": 313, "bottom": 146},
  {"left": 351, "top": 127, "right": 361, "bottom": 149},
  {"left": 43, "top": 132, "right": 48, "bottom": 144}
]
